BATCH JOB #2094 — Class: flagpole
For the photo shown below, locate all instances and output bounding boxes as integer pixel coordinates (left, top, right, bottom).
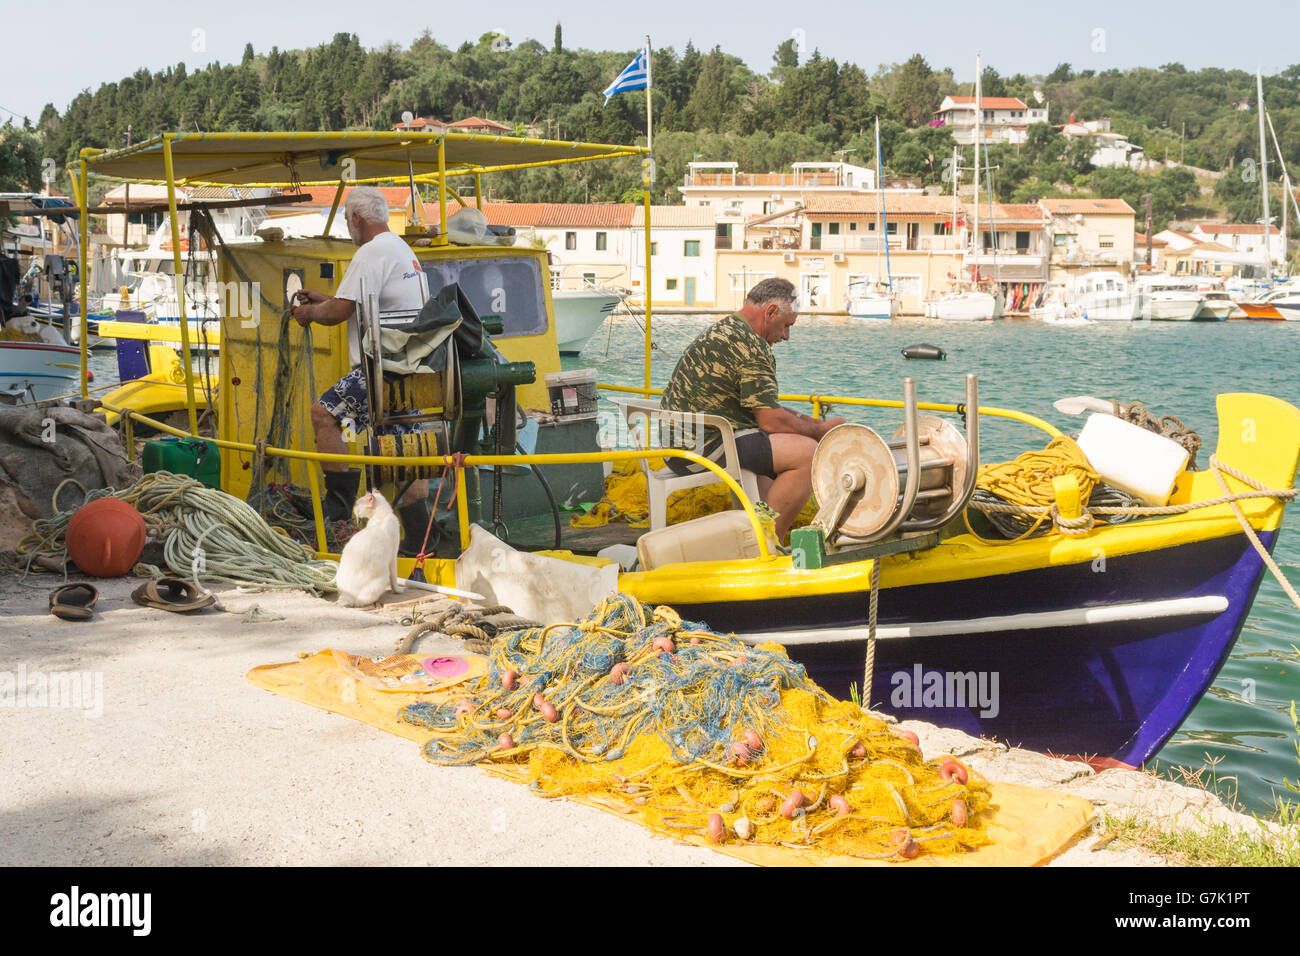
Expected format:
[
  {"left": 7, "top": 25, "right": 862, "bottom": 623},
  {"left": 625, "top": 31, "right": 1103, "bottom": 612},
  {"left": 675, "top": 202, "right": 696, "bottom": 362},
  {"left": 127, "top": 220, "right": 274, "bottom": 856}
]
[
  {"left": 645, "top": 36, "right": 653, "bottom": 152},
  {"left": 643, "top": 35, "right": 653, "bottom": 396}
]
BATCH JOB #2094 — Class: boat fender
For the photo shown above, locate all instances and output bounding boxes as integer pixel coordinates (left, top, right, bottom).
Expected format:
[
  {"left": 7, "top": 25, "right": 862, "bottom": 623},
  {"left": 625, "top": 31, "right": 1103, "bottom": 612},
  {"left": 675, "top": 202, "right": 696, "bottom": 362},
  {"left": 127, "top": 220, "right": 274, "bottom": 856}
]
[{"left": 902, "top": 343, "right": 945, "bottom": 360}]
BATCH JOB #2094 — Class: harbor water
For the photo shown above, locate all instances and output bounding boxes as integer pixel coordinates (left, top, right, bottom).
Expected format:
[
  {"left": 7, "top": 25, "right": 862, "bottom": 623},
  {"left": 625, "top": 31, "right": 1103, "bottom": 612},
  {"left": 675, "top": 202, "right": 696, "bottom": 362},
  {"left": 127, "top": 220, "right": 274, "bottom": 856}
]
[{"left": 574, "top": 312, "right": 1300, "bottom": 816}]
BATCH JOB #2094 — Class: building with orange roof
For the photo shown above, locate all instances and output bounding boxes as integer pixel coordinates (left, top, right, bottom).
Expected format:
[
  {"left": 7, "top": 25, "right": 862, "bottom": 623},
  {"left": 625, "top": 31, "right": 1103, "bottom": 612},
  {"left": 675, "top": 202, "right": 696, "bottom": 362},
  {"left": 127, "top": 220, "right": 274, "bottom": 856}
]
[
  {"left": 414, "top": 201, "right": 715, "bottom": 305},
  {"left": 933, "top": 96, "right": 1049, "bottom": 146},
  {"left": 1190, "top": 222, "right": 1284, "bottom": 270},
  {"left": 1039, "top": 197, "right": 1137, "bottom": 281}
]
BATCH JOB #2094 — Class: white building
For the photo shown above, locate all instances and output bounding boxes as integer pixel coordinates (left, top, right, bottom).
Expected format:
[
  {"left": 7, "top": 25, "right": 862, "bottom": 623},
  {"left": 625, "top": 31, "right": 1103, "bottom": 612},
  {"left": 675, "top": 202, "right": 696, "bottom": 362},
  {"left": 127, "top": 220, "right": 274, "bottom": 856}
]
[
  {"left": 425, "top": 202, "right": 716, "bottom": 305},
  {"left": 678, "top": 161, "right": 906, "bottom": 252},
  {"left": 629, "top": 205, "right": 717, "bottom": 306},
  {"left": 1190, "top": 222, "right": 1285, "bottom": 270},
  {"left": 933, "top": 96, "right": 1049, "bottom": 146}
]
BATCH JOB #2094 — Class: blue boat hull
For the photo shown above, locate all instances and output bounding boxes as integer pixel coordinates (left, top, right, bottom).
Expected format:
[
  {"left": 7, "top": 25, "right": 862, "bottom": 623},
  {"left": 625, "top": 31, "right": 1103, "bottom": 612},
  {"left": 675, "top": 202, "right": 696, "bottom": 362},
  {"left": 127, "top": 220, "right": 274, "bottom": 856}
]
[{"left": 670, "top": 528, "right": 1276, "bottom": 766}]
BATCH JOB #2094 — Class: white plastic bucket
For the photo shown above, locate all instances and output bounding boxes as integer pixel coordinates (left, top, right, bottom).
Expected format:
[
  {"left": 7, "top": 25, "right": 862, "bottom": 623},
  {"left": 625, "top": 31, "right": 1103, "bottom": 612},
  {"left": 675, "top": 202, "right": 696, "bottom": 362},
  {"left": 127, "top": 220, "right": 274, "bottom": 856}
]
[{"left": 1075, "top": 413, "right": 1189, "bottom": 505}]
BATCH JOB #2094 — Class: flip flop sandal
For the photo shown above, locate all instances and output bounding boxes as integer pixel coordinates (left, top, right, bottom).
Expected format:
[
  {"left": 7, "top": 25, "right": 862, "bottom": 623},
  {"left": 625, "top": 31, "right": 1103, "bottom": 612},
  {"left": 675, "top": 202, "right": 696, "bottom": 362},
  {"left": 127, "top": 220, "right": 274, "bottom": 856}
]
[
  {"left": 130, "top": 577, "right": 216, "bottom": 614},
  {"left": 49, "top": 583, "right": 99, "bottom": 622}
]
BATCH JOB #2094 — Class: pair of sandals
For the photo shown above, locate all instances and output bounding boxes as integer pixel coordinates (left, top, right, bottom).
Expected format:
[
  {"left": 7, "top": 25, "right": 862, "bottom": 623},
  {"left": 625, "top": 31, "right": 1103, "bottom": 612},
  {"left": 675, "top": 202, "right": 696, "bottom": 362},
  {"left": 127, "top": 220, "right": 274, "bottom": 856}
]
[{"left": 48, "top": 577, "right": 215, "bottom": 622}]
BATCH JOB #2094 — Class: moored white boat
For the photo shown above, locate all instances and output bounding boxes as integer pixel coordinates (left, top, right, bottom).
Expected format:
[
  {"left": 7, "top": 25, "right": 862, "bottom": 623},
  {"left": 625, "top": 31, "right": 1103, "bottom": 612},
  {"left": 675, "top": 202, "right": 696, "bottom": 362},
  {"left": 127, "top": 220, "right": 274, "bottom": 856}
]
[
  {"left": 928, "top": 288, "right": 1002, "bottom": 321},
  {"left": 553, "top": 288, "right": 622, "bottom": 356},
  {"left": 1070, "top": 271, "right": 1139, "bottom": 321},
  {"left": 0, "top": 339, "right": 82, "bottom": 403},
  {"left": 846, "top": 284, "right": 899, "bottom": 320},
  {"left": 1136, "top": 276, "right": 1204, "bottom": 321}
]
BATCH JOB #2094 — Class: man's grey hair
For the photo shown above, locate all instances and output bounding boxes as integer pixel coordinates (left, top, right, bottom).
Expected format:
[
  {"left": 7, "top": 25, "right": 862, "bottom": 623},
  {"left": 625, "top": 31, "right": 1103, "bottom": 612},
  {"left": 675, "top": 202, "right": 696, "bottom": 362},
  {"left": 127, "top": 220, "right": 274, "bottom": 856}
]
[
  {"left": 745, "top": 277, "right": 797, "bottom": 309},
  {"left": 346, "top": 186, "right": 389, "bottom": 226}
]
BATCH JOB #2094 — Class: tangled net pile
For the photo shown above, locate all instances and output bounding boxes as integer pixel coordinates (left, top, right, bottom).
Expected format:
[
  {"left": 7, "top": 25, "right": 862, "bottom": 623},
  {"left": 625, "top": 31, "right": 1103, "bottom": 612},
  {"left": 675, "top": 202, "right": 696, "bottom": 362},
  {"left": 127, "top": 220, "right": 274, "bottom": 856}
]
[{"left": 400, "top": 594, "right": 990, "bottom": 860}]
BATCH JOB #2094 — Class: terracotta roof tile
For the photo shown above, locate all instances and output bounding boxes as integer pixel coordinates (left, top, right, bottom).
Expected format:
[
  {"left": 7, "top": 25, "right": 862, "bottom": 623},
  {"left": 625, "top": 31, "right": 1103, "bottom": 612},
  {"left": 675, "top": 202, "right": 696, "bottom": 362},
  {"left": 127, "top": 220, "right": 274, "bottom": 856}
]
[
  {"left": 1194, "top": 222, "right": 1281, "bottom": 235},
  {"left": 962, "top": 202, "right": 1045, "bottom": 223},
  {"left": 1039, "top": 198, "right": 1136, "bottom": 215},
  {"left": 426, "top": 201, "right": 636, "bottom": 228},
  {"left": 940, "top": 96, "right": 1029, "bottom": 110},
  {"left": 630, "top": 206, "right": 716, "bottom": 227},
  {"left": 296, "top": 186, "right": 413, "bottom": 209},
  {"left": 803, "top": 194, "right": 954, "bottom": 217}
]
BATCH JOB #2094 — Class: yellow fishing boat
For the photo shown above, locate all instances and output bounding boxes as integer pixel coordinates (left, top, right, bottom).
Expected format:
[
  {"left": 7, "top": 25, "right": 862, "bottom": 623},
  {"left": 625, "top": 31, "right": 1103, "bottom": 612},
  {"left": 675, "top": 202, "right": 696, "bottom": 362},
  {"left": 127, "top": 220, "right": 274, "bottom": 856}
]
[{"left": 67, "top": 130, "right": 1300, "bottom": 768}]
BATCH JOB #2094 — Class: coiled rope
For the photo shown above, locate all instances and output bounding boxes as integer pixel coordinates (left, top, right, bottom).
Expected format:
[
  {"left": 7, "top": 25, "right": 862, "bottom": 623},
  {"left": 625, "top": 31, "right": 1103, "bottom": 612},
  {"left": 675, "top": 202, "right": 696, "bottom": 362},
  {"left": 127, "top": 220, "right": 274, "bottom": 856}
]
[{"left": 10, "top": 472, "right": 338, "bottom": 593}]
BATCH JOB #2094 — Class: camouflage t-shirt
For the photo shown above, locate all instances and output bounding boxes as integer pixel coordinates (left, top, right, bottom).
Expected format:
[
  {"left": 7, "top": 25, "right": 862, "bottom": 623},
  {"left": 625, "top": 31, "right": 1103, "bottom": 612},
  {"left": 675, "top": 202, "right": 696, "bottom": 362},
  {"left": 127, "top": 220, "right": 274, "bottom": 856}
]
[{"left": 659, "top": 313, "right": 779, "bottom": 445}]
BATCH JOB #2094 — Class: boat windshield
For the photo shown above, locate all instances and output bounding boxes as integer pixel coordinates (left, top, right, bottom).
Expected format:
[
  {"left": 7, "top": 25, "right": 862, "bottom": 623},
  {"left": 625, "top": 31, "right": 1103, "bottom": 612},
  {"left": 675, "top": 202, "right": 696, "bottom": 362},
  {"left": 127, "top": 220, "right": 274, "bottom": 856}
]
[{"left": 422, "top": 254, "right": 549, "bottom": 337}]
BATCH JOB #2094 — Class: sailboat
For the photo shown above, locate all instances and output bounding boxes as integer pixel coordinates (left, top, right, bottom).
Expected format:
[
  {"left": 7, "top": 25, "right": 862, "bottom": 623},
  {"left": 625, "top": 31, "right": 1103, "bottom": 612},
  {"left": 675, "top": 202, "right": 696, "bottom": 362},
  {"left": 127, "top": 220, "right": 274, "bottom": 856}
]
[
  {"left": 1239, "top": 70, "right": 1299, "bottom": 319},
  {"left": 846, "top": 117, "right": 900, "bottom": 320},
  {"left": 930, "top": 55, "right": 1003, "bottom": 321}
]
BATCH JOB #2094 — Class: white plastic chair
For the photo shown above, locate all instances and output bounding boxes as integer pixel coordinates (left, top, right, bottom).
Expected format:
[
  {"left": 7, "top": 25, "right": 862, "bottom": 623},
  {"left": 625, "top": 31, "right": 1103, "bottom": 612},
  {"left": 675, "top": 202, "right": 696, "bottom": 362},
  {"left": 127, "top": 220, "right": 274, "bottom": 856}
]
[{"left": 612, "top": 396, "right": 762, "bottom": 530}]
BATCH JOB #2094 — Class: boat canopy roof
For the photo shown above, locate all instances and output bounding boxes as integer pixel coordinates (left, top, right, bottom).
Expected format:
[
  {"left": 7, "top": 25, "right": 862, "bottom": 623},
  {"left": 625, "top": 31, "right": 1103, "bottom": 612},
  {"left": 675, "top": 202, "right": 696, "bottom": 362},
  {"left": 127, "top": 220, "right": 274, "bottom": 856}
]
[
  {"left": 76, "top": 130, "right": 647, "bottom": 187},
  {"left": 0, "top": 193, "right": 78, "bottom": 221}
]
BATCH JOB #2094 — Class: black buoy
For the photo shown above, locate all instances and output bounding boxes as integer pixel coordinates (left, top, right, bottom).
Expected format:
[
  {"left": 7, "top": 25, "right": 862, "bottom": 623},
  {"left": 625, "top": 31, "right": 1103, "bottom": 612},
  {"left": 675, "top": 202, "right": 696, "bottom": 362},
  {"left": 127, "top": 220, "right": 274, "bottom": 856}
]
[{"left": 902, "top": 343, "right": 946, "bottom": 360}]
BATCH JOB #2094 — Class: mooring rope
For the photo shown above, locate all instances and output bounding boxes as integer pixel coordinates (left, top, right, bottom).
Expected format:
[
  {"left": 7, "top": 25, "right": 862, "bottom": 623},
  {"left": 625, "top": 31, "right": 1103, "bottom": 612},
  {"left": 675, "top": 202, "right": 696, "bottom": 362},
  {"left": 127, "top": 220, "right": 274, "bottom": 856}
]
[{"left": 10, "top": 472, "right": 338, "bottom": 593}]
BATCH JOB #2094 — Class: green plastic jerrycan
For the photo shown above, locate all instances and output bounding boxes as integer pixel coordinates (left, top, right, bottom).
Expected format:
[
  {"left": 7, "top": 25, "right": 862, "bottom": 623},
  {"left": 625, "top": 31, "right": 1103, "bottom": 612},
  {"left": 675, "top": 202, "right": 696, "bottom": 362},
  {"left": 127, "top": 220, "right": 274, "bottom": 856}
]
[{"left": 142, "top": 436, "right": 221, "bottom": 489}]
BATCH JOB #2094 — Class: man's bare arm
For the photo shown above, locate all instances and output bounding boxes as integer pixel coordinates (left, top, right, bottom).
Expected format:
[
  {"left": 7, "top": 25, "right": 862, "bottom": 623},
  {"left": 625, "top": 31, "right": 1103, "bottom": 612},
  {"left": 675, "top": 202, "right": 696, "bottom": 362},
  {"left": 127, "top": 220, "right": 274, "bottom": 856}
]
[
  {"left": 291, "top": 291, "right": 355, "bottom": 329},
  {"left": 754, "top": 405, "right": 845, "bottom": 439}
]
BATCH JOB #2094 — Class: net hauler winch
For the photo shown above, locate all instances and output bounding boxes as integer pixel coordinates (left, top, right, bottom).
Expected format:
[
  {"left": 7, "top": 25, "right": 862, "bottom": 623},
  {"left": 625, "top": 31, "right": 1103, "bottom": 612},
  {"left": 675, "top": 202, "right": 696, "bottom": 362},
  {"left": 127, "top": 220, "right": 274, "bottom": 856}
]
[{"left": 791, "top": 375, "right": 980, "bottom": 569}]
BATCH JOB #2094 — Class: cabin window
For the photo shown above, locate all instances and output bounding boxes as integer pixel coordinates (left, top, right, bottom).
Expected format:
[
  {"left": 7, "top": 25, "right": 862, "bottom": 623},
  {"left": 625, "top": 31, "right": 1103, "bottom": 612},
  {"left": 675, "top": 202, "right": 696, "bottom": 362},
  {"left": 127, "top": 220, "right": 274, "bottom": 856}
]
[
  {"left": 422, "top": 255, "right": 548, "bottom": 338},
  {"left": 565, "top": 231, "right": 577, "bottom": 250},
  {"left": 596, "top": 232, "right": 608, "bottom": 251}
]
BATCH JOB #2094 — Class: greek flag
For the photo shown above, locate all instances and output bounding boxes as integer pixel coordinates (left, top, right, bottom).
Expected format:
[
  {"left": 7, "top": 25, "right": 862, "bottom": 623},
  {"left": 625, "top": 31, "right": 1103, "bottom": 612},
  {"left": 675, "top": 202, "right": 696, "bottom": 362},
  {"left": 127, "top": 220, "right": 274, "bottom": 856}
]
[{"left": 603, "top": 48, "right": 650, "bottom": 104}]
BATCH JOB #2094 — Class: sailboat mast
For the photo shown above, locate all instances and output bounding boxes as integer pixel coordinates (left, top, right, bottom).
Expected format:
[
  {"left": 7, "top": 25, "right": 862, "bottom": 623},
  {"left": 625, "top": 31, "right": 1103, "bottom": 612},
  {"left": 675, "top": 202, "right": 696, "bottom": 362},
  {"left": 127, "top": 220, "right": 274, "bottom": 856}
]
[
  {"left": 951, "top": 145, "right": 959, "bottom": 249},
  {"left": 973, "top": 54, "right": 982, "bottom": 283},
  {"left": 1265, "top": 107, "right": 1297, "bottom": 276},
  {"left": 875, "top": 116, "right": 883, "bottom": 285},
  {"left": 1257, "top": 69, "right": 1271, "bottom": 282},
  {"left": 876, "top": 116, "right": 893, "bottom": 291}
]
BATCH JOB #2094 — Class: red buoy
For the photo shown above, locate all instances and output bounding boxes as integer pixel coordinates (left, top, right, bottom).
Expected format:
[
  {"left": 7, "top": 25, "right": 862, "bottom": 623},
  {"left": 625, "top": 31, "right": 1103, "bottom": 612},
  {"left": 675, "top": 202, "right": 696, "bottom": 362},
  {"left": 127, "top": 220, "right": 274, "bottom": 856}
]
[{"left": 65, "top": 498, "right": 146, "bottom": 577}]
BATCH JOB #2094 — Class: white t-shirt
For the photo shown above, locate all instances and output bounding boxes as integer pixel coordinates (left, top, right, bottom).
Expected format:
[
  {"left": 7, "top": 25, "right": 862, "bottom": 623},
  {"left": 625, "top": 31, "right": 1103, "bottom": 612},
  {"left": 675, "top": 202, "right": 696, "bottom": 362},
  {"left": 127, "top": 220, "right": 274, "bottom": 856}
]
[{"left": 335, "top": 230, "right": 427, "bottom": 365}]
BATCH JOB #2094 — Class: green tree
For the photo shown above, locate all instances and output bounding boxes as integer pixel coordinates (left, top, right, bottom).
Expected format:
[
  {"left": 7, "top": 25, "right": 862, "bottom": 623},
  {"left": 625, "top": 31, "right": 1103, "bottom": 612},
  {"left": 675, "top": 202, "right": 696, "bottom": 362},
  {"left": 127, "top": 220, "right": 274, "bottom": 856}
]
[
  {"left": 772, "top": 38, "right": 798, "bottom": 77},
  {"left": 688, "top": 47, "right": 733, "bottom": 133},
  {"left": 890, "top": 55, "right": 941, "bottom": 127},
  {"left": 0, "top": 123, "right": 44, "bottom": 191}
]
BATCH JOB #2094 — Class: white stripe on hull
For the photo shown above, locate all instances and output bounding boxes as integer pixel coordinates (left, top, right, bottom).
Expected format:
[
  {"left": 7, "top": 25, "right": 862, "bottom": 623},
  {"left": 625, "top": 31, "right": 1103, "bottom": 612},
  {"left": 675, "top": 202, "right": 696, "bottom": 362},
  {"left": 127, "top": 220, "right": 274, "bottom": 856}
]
[{"left": 738, "top": 595, "right": 1229, "bottom": 646}]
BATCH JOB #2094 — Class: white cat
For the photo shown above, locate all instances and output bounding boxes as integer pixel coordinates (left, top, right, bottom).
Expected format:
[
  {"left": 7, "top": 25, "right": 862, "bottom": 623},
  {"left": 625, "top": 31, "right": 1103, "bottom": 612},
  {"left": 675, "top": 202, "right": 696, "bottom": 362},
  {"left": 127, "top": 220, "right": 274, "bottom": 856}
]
[{"left": 335, "top": 490, "right": 403, "bottom": 607}]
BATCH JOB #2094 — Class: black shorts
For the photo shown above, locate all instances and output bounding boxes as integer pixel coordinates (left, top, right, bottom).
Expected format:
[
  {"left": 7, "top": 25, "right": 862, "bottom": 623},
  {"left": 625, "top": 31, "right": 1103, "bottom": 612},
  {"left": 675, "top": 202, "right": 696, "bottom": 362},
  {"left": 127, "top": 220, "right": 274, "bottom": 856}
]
[{"left": 665, "top": 428, "right": 775, "bottom": 479}]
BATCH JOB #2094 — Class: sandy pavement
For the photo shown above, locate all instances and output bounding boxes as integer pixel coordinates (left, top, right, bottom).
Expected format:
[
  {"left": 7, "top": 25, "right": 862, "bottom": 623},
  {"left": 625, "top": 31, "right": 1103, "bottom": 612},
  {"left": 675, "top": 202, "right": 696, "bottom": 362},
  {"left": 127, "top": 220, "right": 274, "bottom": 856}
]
[{"left": 0, "top": 573, "right": 1263, "bottom": 866}]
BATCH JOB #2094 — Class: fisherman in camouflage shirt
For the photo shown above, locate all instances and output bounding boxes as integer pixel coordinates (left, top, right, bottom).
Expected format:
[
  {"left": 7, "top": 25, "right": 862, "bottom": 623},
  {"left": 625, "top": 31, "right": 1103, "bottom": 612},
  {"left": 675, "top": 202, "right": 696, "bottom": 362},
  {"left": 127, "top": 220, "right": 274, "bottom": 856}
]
[{"left": 660, "top": 277, "right": 844, "bottom": 541}]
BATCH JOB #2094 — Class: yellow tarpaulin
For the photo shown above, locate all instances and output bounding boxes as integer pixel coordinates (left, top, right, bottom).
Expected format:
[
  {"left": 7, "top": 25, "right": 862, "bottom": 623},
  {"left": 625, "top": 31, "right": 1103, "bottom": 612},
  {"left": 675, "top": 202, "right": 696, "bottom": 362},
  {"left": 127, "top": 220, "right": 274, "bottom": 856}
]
[{"left": 247, "top": 650, "right": 1095, "bottom": 866}]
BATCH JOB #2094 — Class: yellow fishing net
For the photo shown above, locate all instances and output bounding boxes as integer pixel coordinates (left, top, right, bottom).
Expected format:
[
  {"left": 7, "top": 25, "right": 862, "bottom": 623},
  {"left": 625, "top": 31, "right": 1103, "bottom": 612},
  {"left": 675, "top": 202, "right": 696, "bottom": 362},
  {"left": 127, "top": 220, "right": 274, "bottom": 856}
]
[
  {"left": 400, "top": 594, "right": 990, "bottom": 861},
  {"left": 571, "top": 460, "right": 818, "bottom": 531}
]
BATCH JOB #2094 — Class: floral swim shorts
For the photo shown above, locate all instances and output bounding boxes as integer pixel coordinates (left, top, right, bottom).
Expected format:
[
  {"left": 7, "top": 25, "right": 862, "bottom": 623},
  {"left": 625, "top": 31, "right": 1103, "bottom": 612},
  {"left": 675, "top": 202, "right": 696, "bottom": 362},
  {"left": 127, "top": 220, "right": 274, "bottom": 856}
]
[{"left": 316, "top": 367, "right": 425, "bottom": 435}]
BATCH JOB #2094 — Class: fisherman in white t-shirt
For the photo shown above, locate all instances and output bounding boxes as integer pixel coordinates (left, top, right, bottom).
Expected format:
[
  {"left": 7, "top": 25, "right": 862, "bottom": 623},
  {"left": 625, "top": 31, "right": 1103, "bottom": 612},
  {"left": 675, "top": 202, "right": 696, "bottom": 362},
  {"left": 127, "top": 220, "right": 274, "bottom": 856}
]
[{"left": 290, "top": 185, "right": 433, "bottom": 544}]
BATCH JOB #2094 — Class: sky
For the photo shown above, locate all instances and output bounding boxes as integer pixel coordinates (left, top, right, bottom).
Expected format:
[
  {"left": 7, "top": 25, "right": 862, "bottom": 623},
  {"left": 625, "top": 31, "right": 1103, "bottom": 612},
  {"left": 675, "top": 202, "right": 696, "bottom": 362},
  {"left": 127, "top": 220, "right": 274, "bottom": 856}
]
[{"left": 2, "top": 0, "right": 1296, "bottom": 125}]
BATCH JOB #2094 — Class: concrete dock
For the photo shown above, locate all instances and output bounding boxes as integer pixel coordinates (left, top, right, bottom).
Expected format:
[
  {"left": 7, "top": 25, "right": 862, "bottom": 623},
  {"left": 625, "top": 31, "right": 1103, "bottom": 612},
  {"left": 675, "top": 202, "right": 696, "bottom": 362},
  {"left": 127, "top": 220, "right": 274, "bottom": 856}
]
[{"left": 0, "top": 574, "right": 1281, "bottom": 866}]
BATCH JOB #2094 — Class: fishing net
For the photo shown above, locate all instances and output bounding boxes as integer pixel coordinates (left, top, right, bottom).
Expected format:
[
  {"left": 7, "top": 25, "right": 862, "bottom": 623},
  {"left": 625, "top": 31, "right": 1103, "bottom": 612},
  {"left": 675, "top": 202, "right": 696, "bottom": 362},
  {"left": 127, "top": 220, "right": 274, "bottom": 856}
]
[
  {"left": 399, "top": 593, "right": 990, "bottom": 860},
  {"left": 571, "top": 459, "right": 819, "bottom": 531}
]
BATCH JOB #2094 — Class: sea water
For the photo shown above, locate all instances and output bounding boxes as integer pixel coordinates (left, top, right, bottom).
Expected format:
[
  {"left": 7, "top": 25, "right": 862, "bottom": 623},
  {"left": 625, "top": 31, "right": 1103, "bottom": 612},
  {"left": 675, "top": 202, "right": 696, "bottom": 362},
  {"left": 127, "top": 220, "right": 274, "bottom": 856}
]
[{"left": 574, "top": 313, "right": 1300, "bottom": 815}]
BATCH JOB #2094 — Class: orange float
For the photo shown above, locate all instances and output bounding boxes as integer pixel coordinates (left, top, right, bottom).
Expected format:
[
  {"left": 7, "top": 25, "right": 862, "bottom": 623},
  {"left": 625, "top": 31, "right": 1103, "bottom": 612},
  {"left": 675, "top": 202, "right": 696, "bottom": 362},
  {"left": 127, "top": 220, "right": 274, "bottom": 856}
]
[{"left": 65, "top": 498, "right": 147, "bottom": 577}]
